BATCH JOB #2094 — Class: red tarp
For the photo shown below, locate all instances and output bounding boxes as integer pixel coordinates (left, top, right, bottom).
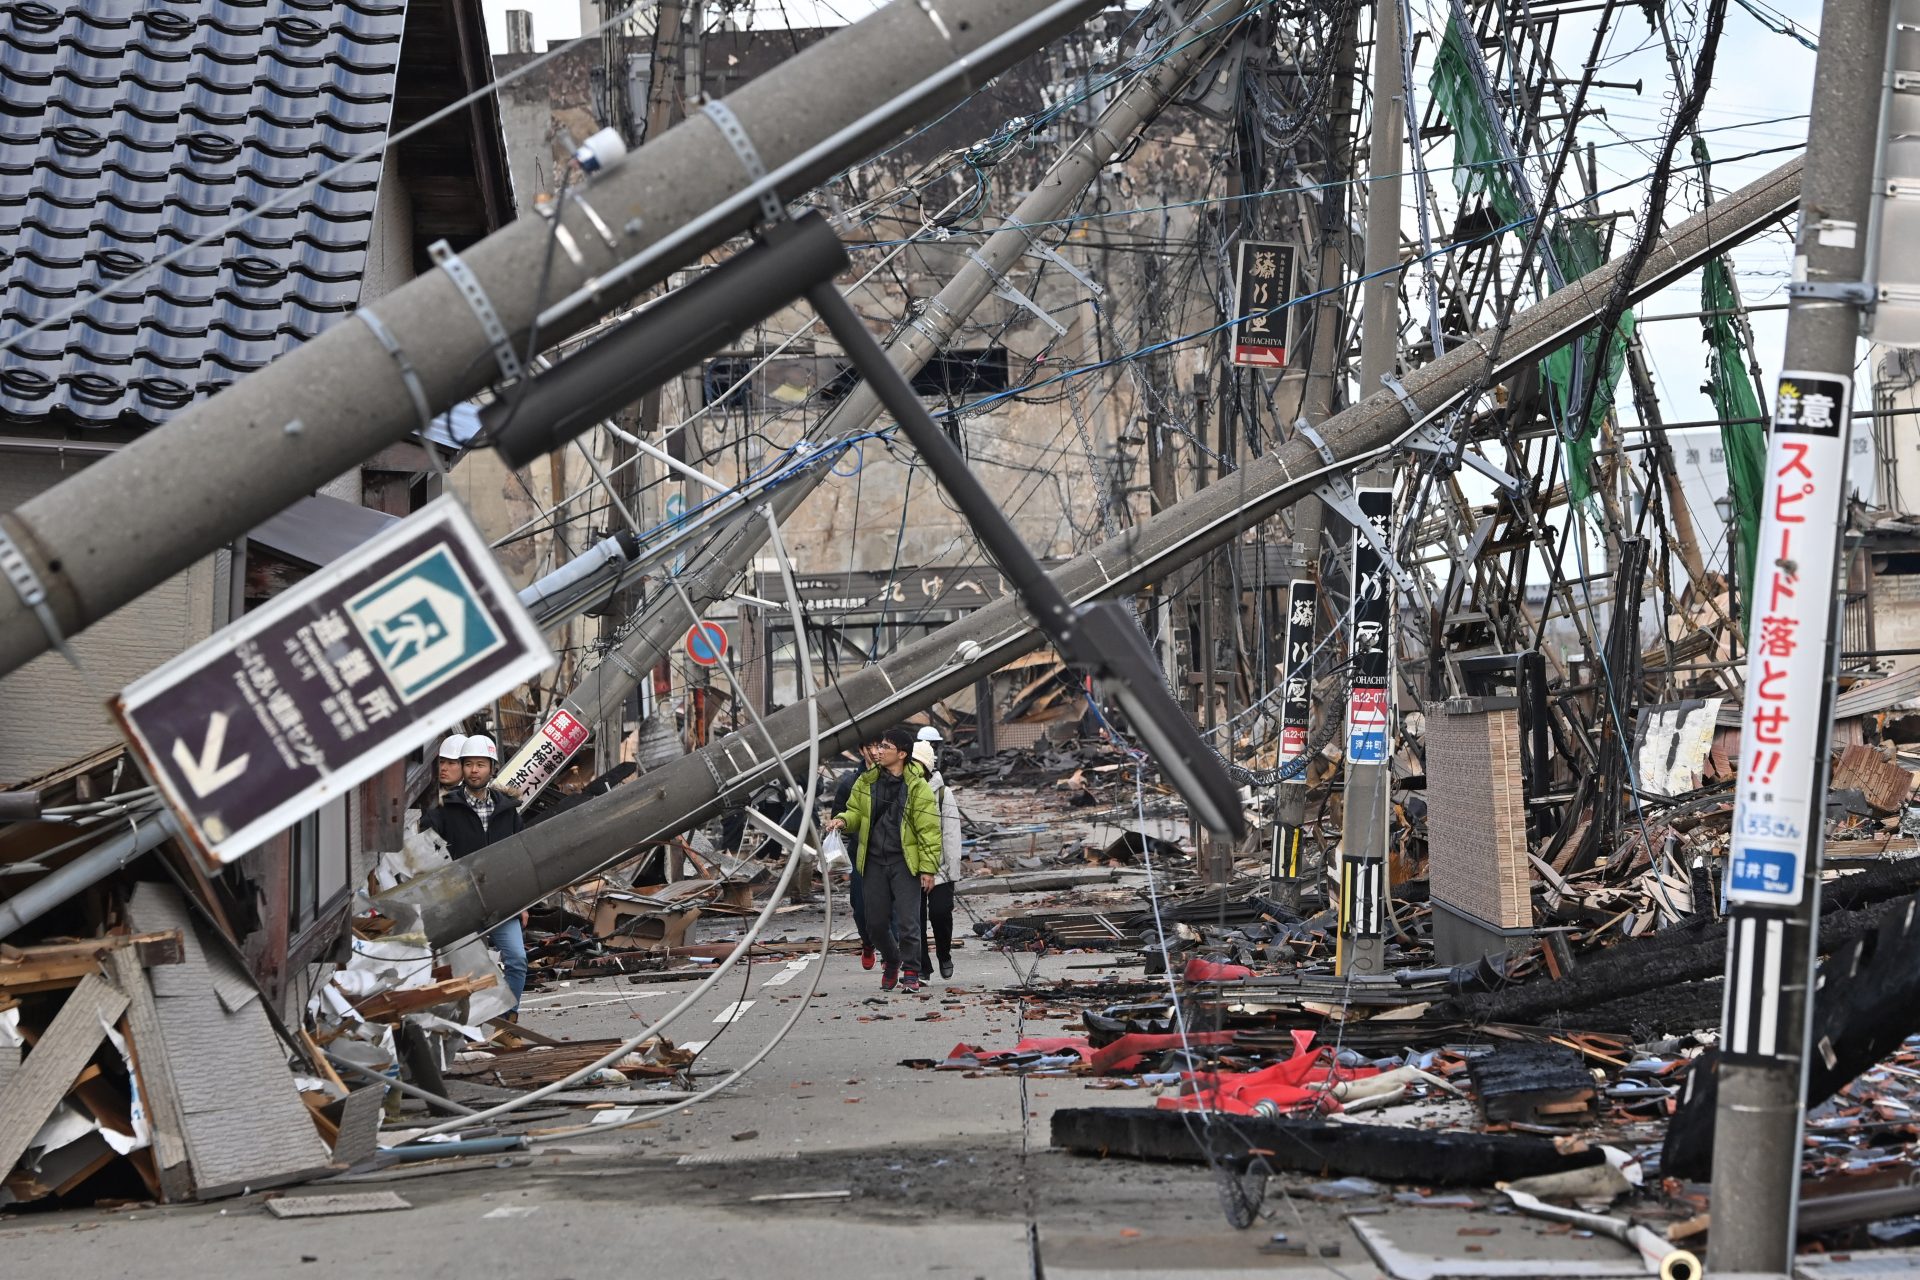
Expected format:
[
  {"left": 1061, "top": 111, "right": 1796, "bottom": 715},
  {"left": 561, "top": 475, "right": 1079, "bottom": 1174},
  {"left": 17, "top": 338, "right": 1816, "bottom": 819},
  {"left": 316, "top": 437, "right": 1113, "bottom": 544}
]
[{"left": 1157, "top": 1029, "right": 1378, "bottom": 1115}]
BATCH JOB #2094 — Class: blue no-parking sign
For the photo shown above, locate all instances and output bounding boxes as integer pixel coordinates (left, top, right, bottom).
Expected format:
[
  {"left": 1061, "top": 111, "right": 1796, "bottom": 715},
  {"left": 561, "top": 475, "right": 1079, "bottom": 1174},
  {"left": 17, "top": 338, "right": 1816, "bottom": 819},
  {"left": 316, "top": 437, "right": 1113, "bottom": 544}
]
[{"left": 685, "top": 621, "right": 728, "bottom": 667}]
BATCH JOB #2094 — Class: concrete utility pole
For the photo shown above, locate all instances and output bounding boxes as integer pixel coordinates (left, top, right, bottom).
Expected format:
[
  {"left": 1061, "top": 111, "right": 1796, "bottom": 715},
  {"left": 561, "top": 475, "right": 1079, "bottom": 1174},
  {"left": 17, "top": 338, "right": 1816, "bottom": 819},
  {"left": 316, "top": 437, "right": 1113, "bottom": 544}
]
[
  {"left": 1707, "top": 1, "right": 1890, "bottom": 1271},
  {"left": 495, "top": 0, "right": 1261, "bottom": 807},
  {"left": 1270, "top": 0, "right": 1361, "bottom": 911},
  {"left": 1337, "top": 0, "right": 1406, "bottom": 976},
  {"left": 620, "top": 0, "right": 689, "bottom": 760},
  {"left": 383, "top": 156, "right": 1806, "bottom": 944},
  {"left": 0, "top": 0, "right": 1105, "bottom": 680}
]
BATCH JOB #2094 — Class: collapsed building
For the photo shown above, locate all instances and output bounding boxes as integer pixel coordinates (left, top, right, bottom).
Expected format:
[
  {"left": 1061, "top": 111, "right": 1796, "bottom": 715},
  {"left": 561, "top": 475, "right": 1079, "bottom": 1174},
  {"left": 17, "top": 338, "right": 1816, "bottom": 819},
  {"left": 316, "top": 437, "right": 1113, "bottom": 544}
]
[{"left": 1, "top": 0, "right": 1917, "bottom": 1274}]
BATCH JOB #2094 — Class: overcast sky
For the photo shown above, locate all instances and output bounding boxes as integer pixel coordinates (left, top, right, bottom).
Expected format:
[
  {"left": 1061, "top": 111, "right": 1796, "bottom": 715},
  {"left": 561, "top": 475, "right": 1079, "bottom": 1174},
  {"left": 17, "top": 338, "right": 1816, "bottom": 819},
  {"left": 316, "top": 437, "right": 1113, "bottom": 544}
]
[{"left": 481, "top": 0, "right": 889, "bottom": 49}]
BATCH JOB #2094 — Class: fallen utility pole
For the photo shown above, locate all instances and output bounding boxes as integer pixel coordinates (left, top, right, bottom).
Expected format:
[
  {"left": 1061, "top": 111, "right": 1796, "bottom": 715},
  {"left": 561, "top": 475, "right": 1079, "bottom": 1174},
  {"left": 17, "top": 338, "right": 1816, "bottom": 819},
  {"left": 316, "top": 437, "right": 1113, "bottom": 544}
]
[
  {"left": 0, "top": 0, "right": 1105, "bottom": 680},
  {"left": 1338, "top": 0, "right": 1407, "bottom": 977},
  {"left": 494, "top": 0, "right": 1261, "bottom": 807},
  {"left": 1707, "top": 0, "right": 1888, "bottom": 1272},
  {"left": 383, "top": 155, "right": 1806, "bottom": 947}
]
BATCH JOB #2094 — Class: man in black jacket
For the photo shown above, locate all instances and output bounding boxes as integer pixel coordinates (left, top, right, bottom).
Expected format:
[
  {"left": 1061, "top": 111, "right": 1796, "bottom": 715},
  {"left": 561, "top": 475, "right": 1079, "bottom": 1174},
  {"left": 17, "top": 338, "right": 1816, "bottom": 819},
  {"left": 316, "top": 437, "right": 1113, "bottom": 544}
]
[
  {"left": 830, "top": 744, "right": 878, "bottom": 970},
  {"left": 422, "top": 735, "right": 529, "bottom": 1009}
]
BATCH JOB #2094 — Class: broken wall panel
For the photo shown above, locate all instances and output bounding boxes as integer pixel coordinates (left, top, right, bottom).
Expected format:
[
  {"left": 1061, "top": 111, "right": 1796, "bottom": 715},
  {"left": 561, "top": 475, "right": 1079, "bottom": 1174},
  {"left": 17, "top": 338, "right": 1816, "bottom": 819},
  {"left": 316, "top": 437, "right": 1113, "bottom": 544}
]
[{"left": 124, "top": 884, "right": 333, "bottom": 1197}]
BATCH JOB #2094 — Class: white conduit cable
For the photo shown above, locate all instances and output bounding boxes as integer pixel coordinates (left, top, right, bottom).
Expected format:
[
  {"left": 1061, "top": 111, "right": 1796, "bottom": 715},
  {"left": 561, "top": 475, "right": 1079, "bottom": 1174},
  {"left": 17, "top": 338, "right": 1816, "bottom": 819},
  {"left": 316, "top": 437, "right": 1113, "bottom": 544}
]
[
  {"left": 414, "top": 505, "right": 824, "bottom": 1138},
  {"left": 528, "top": 510, "right": 832, "bottom": 1139},
  {"left": 487, "top": 236, "right": 924, "bottom": 550}
]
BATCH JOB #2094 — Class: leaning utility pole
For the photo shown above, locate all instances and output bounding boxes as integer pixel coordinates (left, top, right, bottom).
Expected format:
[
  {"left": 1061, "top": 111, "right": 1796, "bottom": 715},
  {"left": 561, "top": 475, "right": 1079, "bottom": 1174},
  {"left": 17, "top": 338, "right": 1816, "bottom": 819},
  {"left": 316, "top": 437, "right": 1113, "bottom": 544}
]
[
  {"left": 494, "top": 0, "right": 1261, "bottom": 806},
  {"left": 1707, "top": 1, "right": 1889, "bottom": 1271},
  {"left": 1335, "top": 0, "right": 1404, "bottom": 975},
  {"left": 618, "top": 0, "right": 690, "bottom": 759},
  {"left": 0, "top": 0, "right": 1105, "bottom": 680},
  {"left": 1271, "top": 0, "right": 1362, "bottom": 911},
  {"left": 384, "top": 155, "right": 1805, "bottom": 945}
]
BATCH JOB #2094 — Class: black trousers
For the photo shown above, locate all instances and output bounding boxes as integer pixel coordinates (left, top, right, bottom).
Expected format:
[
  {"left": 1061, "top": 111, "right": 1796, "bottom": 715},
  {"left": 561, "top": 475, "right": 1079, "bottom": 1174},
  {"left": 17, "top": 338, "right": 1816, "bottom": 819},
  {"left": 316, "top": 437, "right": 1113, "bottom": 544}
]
[
  {"left": 917, "top": 881, "right": 955, "bottom": 973},
  {"left": 862, "top": 853, "right": 923, "bottom": 976},
  {"left": 848, "top": 864, "right": 873, "bottom": 947}
]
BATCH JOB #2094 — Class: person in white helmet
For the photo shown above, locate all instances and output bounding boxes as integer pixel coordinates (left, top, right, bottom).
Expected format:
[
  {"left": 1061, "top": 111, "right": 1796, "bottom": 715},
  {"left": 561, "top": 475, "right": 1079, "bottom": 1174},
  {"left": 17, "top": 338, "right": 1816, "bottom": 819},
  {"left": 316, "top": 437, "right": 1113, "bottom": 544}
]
[
  {"left": 434, "top": 734, "right": 466, "bottom": 799},
  {"left": 911, "top": 730, "right": 964, "bottom": 980},
  {"left": 423, "top": 734, "right": 529, "bottom": 1009}
]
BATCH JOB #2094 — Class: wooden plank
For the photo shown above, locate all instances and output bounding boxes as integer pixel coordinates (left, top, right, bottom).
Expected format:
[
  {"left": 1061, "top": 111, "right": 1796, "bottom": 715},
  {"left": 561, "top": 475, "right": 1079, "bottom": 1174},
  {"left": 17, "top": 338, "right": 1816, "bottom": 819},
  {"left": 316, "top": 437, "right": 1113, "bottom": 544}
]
[
  {"left": 105, "top": 947, "right": 192, "bottom": 1201},
  {"left": 125, "top": 1147, "right": 164, "bottom": 1202},
  {"left": 485, "top": 1015, "right": 564, "bottom": 1046},
  {"left": 299, "top": 1030, "right": 346, "bottom": 1095},
  {"left": 348, "top": 974, "right": 496, "bottom": 1022},
  {"left": 302, "top": 1093, "right": 341, "bottom": 1147},
  {"left": 0, "top": 971, "right": 128, "bottom": 1179},
  {"left": 0, "top": 930, "right": 184, "bottom": 995},
  {"left": 1, "top": 1130, "right": 118, "bottom": 1202}
]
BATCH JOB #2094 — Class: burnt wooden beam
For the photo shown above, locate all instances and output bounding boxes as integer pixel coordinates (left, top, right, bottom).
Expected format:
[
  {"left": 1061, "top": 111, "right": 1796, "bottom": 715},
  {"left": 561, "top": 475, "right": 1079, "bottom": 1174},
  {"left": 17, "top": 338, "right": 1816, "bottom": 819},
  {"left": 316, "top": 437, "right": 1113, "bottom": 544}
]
[
  {"left": 1050, "top": 1107, "right": 1603, "bottom": 1185},
  {"left": 1664, "top": 896, "right": 1920, "bottom": 1179}
]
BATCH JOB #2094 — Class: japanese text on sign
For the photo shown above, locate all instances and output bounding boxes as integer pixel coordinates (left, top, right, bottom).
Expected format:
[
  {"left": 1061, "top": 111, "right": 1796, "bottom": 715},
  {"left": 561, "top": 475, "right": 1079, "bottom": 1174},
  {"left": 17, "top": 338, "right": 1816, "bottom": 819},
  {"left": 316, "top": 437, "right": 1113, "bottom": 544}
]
[
  {"left": 1345, "top": 487, "right": 1394, "bottom": 768},
  {"left": 1231, "top": 241, "right": 1296, "bottom": 368},
  {"left": 1280, "top": 579, "right": 1317, "bottom": 761},
  {"left": 114, "top": 498, "right": 552, "bottom": 866},
  {"left": 1726, "top": 371, "right": 1852, "bottom": 907},
  {"left": 498, "top": 707, "right": 592, "bottom": 810}
]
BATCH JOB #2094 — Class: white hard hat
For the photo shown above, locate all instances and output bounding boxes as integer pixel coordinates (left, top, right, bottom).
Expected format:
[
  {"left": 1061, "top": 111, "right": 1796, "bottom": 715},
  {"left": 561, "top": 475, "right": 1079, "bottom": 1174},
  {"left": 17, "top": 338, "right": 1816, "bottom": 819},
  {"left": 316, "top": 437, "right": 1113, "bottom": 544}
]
[
  {"left": 916, "top": 726, "right": 943, "bottom": 742},
  {"left": 460, "top": 734, "right": 499, "bottom": 762},
  {"left": 437, "top": 735, "right": 467, "bottom": 761}
]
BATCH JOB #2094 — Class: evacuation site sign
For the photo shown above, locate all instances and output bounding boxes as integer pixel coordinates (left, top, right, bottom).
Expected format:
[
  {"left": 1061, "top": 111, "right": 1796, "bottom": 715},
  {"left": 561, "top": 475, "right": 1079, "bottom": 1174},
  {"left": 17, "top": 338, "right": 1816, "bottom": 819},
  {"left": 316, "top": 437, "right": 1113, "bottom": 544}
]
[
  {"left": 1230, "top": 240, "right": 1295, "bottom": 369},
  {"left": 1726, "top": 371, "right": 1852, "bottom": 908},
  {"left": 113, "top": 497, "right": 552, "bottom": 866}
]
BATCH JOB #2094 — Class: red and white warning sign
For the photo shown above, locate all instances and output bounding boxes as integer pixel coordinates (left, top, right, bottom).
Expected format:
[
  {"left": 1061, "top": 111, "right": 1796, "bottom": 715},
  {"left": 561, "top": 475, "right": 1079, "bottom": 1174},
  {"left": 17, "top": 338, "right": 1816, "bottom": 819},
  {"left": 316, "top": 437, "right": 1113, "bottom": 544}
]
[
  {"left": 498, "top": 707, "right": 592, "bottom": 809},
  {"left": 1727, "top": 371, "right": 1852, "bottom": 908}
]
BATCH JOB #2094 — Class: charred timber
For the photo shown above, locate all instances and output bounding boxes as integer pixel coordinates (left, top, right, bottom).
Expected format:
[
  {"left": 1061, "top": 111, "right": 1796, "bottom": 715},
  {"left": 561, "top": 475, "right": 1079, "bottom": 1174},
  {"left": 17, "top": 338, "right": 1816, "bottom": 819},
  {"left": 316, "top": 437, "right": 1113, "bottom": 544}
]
[{"left": 1050, "top": 1107, "right": 1603, "bottom": 1185}]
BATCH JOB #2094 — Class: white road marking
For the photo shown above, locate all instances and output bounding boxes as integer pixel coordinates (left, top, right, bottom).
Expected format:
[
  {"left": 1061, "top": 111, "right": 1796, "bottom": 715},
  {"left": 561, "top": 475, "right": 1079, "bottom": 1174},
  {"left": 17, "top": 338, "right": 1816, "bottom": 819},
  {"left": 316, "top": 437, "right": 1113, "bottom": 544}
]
[
  {"left": 761, "top": 957, "right": 817, "bottom": 988},
  {"left": 713, "top": 1000, "right": 755, "bottom": 1024},
  {"left": 589, "top": 1107, "right": 639, "bottom": 1125}
]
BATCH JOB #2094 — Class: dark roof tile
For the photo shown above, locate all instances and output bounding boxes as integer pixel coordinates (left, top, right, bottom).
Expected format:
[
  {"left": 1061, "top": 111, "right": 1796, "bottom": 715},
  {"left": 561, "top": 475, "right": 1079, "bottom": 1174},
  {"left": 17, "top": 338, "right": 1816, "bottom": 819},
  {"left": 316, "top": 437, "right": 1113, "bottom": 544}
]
[{"left": 0, "top": 0, "right": 404, "bottom": 428}]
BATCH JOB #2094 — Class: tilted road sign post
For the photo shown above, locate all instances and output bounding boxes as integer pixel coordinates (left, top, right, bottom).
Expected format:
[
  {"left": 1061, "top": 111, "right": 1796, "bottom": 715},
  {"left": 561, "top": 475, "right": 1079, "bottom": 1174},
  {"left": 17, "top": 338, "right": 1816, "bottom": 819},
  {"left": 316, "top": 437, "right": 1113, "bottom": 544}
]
[{"left": 113, "top": 497, "right": 551, "bottom": 866}]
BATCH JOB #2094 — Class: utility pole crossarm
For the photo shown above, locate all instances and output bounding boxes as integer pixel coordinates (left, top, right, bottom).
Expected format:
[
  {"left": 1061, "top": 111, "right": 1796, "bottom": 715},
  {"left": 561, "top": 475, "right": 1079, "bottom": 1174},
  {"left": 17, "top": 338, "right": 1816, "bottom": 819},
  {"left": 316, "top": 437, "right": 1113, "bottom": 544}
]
[
  {"left": 384, "top": 155, "right": 1807, "bottom": 948},
  {"left": 0, "top": 0, "right": 1107, "bottom": 680}
]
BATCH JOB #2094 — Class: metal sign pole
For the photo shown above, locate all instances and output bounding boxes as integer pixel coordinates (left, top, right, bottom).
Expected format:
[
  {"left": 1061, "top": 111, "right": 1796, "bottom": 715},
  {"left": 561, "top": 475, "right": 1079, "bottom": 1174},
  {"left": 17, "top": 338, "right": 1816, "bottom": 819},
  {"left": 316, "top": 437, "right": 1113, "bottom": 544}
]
[{"left": 1707, "top": 1, "right": 1891, "bottom": 1270}]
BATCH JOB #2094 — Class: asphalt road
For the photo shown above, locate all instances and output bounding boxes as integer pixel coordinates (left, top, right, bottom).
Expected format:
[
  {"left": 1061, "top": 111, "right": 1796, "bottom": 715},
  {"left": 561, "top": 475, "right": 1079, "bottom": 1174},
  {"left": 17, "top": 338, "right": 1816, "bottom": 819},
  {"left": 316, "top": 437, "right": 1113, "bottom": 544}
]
[{"left": 0, "top": 894, "right": 1658, "bottom": 1278}]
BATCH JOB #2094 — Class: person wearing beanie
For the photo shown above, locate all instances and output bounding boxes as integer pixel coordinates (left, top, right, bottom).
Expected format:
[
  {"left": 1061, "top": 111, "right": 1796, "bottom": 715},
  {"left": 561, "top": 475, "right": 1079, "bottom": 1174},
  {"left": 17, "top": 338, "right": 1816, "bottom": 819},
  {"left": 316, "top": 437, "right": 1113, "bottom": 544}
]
[
  {"left": 911, "top": 736, "right": 964, "bottom": 980},
  {"left": 826, "top": 725, "right": 942, "bottom": 991}
]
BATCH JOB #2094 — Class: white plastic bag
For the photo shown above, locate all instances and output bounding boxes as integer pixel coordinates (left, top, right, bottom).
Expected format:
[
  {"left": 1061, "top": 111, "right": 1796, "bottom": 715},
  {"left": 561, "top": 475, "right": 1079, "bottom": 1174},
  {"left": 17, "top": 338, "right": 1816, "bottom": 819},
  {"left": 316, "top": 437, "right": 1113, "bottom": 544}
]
[{"left": 817, "top": 829, "right": 851, "bottom": 873}]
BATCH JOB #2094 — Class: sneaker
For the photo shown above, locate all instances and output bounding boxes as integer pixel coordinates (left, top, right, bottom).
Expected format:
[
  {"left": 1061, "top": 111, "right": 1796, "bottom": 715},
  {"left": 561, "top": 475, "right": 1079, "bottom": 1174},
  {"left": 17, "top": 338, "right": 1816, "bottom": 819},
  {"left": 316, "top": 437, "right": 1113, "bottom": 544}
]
[
  {"left": 901, "top": 971, "right": 922, "bottom": 993},
  {"left": 881, "top": 964, "right": 898, "bottom": 991},
  {"left": 938, "top": 957, "right": 954, "bottom": 980},
  {"left": 861, "top": 945, "right": 876, "bottom": 971}
]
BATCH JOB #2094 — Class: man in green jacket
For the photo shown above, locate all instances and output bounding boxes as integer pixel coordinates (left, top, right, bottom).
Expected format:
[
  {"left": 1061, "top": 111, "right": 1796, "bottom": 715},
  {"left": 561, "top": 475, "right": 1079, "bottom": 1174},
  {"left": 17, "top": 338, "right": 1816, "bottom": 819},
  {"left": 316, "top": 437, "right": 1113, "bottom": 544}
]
[{"left": 826, "top": 725, "right": 943, "bottom": 991}]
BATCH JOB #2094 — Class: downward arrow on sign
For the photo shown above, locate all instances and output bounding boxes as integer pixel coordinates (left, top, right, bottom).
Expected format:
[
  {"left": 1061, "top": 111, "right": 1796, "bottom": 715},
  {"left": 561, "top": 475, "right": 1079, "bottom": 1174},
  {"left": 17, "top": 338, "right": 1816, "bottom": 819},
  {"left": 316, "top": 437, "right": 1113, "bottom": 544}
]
[{"left": 172, "top": 712, "right": 250, "bottom": 798}]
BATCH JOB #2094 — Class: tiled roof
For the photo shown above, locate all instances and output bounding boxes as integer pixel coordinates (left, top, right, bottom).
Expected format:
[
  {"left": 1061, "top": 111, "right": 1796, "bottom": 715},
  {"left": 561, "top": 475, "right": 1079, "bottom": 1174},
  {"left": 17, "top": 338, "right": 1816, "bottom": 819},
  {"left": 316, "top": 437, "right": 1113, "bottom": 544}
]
[{"left": 0, "top": 0, "right": 407, "bottom": 429}]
